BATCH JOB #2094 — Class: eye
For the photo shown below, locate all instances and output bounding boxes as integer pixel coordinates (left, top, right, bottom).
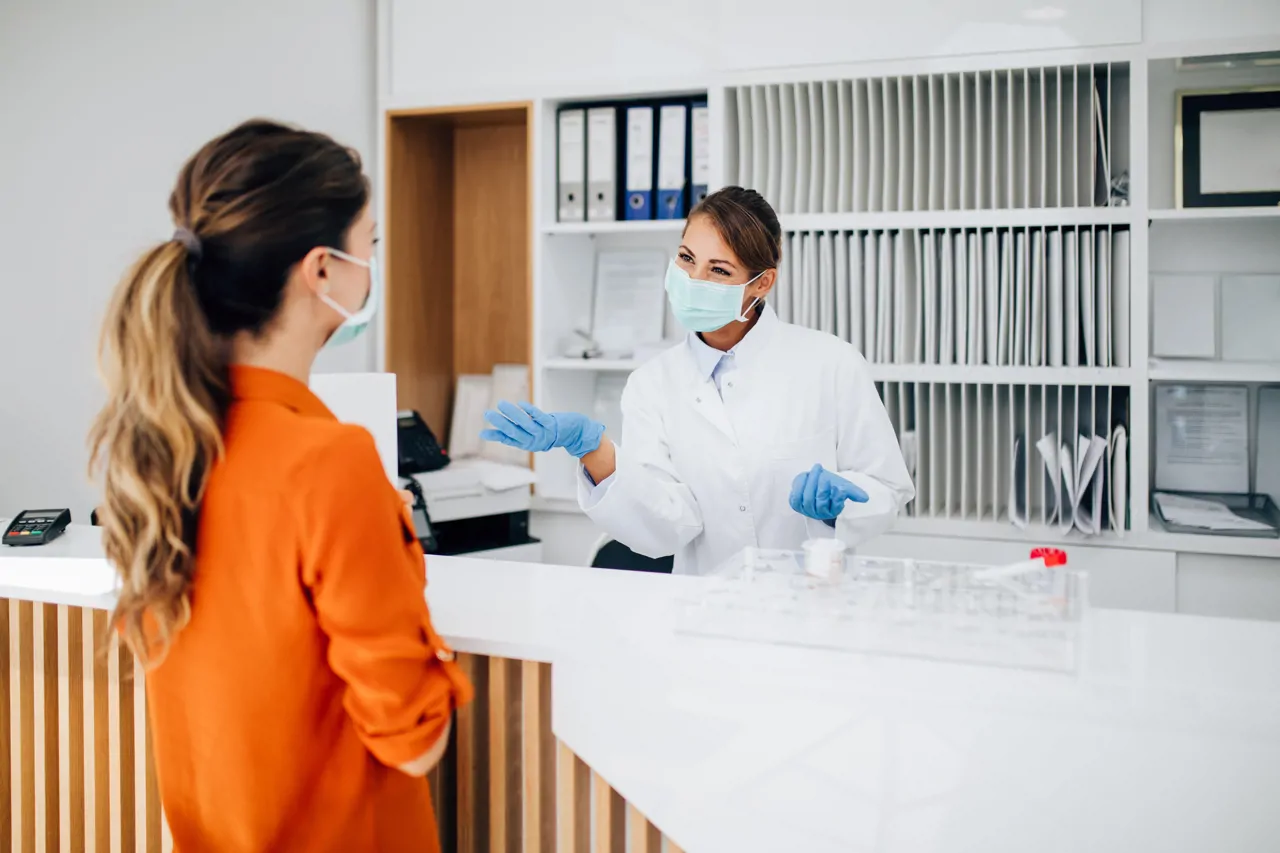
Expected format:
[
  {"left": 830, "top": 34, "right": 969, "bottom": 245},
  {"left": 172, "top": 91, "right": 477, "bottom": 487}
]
[
  {"left": 711, "top": 266, "right": 733, "bottom": 277},
  {"left": 678, "top": 252, "right": 694, "bottom": 263},
  {"left": 372, "top": 237, "right": 382, "bottom": 246}
]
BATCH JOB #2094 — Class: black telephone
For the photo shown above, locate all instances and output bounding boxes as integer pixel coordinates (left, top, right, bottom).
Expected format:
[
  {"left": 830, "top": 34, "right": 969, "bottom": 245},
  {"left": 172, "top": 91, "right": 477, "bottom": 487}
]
[{"left": 397, "top": 410, "right": 449, "bottom": 477}]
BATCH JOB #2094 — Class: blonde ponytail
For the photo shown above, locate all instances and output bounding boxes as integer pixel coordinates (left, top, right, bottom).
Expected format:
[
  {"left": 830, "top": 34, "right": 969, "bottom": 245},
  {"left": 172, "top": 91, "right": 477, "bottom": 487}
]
[{"left": 88, "top": 240, "right": 228, "bottom": 665}]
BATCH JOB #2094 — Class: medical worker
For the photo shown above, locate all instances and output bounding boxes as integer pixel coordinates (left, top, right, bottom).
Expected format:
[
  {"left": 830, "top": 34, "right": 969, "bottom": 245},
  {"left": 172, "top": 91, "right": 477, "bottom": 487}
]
[{"left": 483, "top": 186, "right": 914, "bottom": 574}]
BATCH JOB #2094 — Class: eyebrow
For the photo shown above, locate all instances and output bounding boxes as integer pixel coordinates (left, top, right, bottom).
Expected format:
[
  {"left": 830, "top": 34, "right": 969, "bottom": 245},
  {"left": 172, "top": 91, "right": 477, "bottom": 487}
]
[{"left": 679, "top": 245, "right": 736, "bottom": 266}]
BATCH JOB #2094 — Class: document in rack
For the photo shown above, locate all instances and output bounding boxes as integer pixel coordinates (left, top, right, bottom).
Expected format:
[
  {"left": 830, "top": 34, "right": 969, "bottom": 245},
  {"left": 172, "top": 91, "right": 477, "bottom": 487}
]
[{"left": 1154, "top": 385, "right": 1250, "bottom": 494}]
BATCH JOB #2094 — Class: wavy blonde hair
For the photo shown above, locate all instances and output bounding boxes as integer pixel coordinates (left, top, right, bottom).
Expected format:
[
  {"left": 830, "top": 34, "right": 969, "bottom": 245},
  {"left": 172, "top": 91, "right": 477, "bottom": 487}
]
[{"left": 88, "top": 120, "right": 368, "bottom": 665}]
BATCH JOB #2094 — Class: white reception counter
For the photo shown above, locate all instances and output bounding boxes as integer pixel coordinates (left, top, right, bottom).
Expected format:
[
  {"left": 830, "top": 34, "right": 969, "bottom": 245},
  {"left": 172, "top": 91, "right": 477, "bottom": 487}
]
[{"left": 2, "top": 524, "right": 1279, "bottom": 852}]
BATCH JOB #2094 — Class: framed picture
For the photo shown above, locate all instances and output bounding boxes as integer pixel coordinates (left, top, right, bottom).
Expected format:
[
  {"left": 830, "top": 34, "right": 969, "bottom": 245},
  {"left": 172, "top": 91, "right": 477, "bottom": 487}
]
[{"left": 1176, "top": 87, "right": 1280, "bottom": 208}]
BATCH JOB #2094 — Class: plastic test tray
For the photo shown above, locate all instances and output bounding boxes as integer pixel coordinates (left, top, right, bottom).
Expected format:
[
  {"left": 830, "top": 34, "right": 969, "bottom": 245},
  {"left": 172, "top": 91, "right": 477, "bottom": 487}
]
[{"left": 675, "top": 548, "right": 1089, "bottom": 673}]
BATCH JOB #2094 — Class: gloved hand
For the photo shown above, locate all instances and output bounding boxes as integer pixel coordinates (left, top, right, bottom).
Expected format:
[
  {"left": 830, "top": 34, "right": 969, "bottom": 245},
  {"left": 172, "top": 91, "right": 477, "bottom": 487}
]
[
  {"left": 480, "top": 401, "right": 604, "bottom": 459},
  {"left": 789, "top": 463, "right": 868, "bottom": 521}
]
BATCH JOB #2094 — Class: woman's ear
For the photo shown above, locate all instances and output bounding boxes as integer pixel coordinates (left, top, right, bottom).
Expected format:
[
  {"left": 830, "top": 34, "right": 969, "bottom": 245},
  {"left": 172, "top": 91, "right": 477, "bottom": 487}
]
[
  {"left": 753, "top": 268, "right": 778, "bottom": 299},
  {"left": 297, "top": 246, "right": 331, "bottom": 293}
]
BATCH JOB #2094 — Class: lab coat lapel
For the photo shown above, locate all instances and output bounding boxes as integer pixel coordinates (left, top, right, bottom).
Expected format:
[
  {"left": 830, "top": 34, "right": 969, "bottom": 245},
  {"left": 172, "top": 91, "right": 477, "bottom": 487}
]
[{"left": 690, "top": 379, "right": 738, "bottom": 443}]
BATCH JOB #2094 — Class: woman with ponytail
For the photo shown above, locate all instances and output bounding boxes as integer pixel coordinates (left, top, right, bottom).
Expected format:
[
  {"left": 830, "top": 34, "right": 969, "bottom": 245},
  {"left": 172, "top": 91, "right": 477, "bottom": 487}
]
[{"left": 88, "top": 119, "right": 470, "bottom": 852}]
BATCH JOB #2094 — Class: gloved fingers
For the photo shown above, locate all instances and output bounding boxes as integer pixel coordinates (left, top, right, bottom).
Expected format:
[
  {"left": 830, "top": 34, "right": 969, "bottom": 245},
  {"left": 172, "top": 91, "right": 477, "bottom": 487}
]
[
  {"left": 788, "top": 471, "right": 808, "bottom": 513},
  {"left": 482, "top": 409, "right": 534, "bottom": 445},
  {"left": 817, "top": 476, "right": 836, "bottom": 518},
  {"left": 519, "top": 402, "right": 557, "bottom": 433},
  {"left": 479, "top": 428, "right": 524, "bottom": 448},
  {"left": 842, "top": 480, "right": 870, "bottom": 503},
  {"left": 803, "top": 464, "right": 822, "bottom": 516},
  {"left": 496, "top": 400, "right": 539, "bottom": 434}
]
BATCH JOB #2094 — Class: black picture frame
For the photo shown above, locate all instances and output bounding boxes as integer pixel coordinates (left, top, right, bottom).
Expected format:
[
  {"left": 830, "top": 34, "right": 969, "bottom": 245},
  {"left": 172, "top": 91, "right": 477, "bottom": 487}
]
[{"left": 1177, "top": 87, "right": 1280, "bottom": 208}]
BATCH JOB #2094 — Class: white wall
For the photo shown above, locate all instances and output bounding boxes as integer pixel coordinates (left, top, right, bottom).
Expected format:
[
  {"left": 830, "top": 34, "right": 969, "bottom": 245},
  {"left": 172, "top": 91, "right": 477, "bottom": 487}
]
[
  {"left": 0, "top": 0, "right": 378, "bottom": 522},
  {"left": 385, "top": 0, "right": 1143, "bottom": 104}
]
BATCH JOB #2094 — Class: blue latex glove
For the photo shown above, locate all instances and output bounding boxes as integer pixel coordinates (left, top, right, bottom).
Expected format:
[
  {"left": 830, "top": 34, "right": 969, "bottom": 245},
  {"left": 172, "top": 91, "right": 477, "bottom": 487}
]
[
  {"left": 788, "top": 463, "right": 869, "bottom": 521},
  {"left": 480, "top": 401, "right": 604, "bottom": 459}
]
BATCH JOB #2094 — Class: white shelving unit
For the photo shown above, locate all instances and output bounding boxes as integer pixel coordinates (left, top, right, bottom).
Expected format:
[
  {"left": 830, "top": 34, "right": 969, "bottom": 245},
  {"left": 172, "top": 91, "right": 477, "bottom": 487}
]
[
  {"left": 519, "top": 43, "right": 1280, "bottom": 566},
  {"left": 1148, "top": 207, "right": 1280, "bottom": 222}
]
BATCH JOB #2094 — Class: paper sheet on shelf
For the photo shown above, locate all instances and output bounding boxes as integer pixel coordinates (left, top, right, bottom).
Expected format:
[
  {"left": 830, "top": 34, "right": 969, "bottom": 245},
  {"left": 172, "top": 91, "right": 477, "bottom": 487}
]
[
  {"left": 1258, "top": 387, "right": 1280, "bottom": 505},
  {"left": 481, "top": 365, "right": 531, "bottom": 468},
  {"left": 591, "top": 249, "right": 667, "bottom": 356},
  {"left": 1108, "top": 424, "right": 1128, "bottom": 536},
  {"left": 1008, "top": 434, "right": 1028, "bottom": 529},
  {"left": 1154, "top": 385, "right": 1250, "bottom": 494},
  {"left": 449, "top": 374, "right": 493, "bottom": 459},
  {"left": 1154, "top": 493, "right": 1274, "bottom": 533},
  {"left": 1035, "top": 432, "right": 1064, "bottom": 526}
]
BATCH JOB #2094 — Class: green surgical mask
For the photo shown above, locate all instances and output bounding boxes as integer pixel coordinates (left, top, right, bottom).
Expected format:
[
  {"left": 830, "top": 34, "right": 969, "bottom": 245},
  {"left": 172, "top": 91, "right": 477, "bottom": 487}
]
[
  {"left": 664, "top": 260, "right": 763, "bottom": 333},
  {"left": 319, "top": 248, "right": 380, "bottom": 347}
]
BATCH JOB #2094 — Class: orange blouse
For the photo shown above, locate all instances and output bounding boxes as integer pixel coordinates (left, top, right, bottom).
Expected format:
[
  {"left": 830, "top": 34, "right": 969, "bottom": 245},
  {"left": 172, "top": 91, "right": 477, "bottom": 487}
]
[{"left": 145, "top": 365, "right": 471, "bottom": 852}]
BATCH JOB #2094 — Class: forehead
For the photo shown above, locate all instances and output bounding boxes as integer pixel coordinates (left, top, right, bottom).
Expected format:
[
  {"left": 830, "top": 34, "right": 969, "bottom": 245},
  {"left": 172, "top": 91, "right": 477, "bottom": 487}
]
[{"left": 680, "top": 215, "right": 738, "bottom": 263}]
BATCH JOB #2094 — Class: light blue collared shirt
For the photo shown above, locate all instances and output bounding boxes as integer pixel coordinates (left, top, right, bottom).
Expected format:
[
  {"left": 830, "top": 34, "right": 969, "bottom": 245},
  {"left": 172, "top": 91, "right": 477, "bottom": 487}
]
[{"left": 687, "top": 333, "right": 739, "bottom": 399}]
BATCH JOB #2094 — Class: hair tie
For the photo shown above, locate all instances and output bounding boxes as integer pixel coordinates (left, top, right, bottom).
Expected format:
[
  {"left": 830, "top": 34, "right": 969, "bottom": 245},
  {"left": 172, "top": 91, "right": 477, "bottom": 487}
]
[{"left": 172, "top": 227, "right": 203, "bottom": 264}]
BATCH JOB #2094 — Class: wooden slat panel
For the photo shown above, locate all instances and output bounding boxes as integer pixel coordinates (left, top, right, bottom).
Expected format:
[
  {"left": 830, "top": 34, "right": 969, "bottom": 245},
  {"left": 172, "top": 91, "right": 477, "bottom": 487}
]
[
  {"left": 521, "top": 660, "right": 555, "bottom": 853},
  {"left": 116, "top": 646, "right": 135, "bottom": 853},
  {"left": 590, "top": 773, "right": 624, "bottom": 853},
  {"left": 92, "top": 611, "right": 109, "bottom": 853},
  {"left": 455, "top": 653, "right": 489, "bottom": 853},
  {"left": 556, "top": 742, "right": 589, "bottom": 853},
  {"left": 65, "top": 608, "right": 84, "bottom": 853},
  {"left": 32, "top": 604, "right": 42, "bottom": 853},
  {"left": 626, "top": 804, "right": 661, "bottom": 853},
  {"left": 0, "top": 599, "right": 10, "bottom": 848},
  {"left": 38, "top": 603, "right": 58, "bottom": 853},
  {"left": 19, "top": 601, "right": 34, "bottom": 853},
  {"left": 668, "top": 842, "right": 686, "bottom": 853},
  {"left": 488, "top": 657, "right": 522, "bottom": 853}
]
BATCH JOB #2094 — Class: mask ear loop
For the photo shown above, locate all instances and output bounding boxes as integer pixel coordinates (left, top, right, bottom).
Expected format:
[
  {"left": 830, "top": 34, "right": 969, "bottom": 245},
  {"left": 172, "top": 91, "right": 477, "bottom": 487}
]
[{"left": 735, "top": 269, "right": 768, "bottom": 323}]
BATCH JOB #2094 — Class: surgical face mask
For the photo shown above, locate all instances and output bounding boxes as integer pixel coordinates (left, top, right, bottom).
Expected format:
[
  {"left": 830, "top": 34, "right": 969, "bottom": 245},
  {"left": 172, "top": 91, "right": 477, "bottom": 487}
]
[
  {"left": 318, "top": 248, "right": 380, "bottom": 347},
  {"left": 664, "top": 260, "right": 764, "bottom": 333}
]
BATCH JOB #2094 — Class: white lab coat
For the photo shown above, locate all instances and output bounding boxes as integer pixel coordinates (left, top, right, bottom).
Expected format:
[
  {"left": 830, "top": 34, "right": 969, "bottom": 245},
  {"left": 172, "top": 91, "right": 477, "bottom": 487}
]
[{"left": 579, "top": 305, "right": 915, "bottom": 575}]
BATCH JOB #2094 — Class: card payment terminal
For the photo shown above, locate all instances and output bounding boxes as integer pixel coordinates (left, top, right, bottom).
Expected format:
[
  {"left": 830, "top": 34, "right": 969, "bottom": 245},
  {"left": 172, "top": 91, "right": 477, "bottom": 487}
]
[{"left": 3, "top": 509, "right": 72, "bottom": 546}]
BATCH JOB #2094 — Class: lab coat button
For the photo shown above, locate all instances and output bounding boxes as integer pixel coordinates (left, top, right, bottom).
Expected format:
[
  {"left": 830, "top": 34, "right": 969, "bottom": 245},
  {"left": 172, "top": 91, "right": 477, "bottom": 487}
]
[{"left": 738, "top": 505, "right": 747, "bottom": 512}]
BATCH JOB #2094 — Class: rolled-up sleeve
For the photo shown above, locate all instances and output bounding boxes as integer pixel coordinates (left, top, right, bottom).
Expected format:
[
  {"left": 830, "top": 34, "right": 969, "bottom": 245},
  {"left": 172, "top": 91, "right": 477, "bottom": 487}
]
[{"left": 296, "top": 426, "right": 472, "bottom": 768}]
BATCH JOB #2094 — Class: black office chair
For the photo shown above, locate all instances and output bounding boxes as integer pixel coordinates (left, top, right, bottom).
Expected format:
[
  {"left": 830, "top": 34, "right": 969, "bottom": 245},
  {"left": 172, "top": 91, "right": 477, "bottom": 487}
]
[{"left": 588, "top": 535, "right": 674, "bottom": 574}]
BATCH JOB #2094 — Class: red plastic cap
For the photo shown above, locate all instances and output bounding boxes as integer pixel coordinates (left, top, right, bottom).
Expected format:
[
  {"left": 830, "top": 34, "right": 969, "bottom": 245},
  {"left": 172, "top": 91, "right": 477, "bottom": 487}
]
[{"left": 1031, "top": 547, "right": 1067, "bottom": 567}]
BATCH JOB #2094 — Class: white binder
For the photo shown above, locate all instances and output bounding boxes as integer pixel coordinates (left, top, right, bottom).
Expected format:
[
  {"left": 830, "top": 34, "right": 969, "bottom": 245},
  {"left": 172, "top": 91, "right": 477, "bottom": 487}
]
[
  {"left": 586, "top": 106, "right": 617, "bottom": 222},
  {"left": 691, "top": 102, "right": 711, "bottom": 206},
  {"left": 557, "top": 109, "right": 586, "bottom": 222},
  {"left": 656, "top": 103, "right": 688, "bottom": 220}
]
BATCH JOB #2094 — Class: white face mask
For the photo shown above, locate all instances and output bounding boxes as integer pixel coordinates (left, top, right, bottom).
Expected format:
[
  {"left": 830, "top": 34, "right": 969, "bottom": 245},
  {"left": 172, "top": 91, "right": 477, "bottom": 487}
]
[{"left": 319, "top": 248, "right": 380, "bottom": 347}]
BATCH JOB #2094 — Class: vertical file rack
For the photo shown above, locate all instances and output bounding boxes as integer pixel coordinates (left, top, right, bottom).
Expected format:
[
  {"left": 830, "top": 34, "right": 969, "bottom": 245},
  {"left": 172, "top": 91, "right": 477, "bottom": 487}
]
[
  {"left": 727, "top": 63, "right": 1135, "bottom": 541},
  {"left": 512, "top": 49, "right": 1280, "bottom": 561}
]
